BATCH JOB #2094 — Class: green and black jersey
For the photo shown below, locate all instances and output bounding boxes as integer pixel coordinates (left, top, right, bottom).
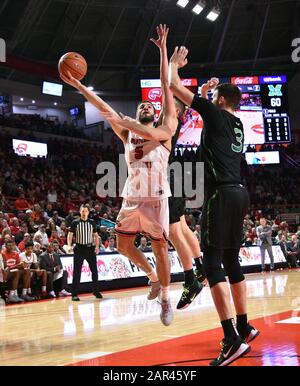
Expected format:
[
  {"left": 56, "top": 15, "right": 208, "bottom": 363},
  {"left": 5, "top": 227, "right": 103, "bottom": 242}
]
[{"left": 191, "top": 95, "right": 244, "bottom": 190}]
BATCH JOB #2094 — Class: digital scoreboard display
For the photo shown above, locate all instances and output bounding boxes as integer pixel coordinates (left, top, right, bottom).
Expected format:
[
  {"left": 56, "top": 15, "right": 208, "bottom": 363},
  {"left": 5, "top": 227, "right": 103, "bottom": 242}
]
[
  {"left": 259, "top": 75, "right": 290, "bottom": 143},
  {"left": 140, "top": 74, "right": 290, "bottom": 147}
]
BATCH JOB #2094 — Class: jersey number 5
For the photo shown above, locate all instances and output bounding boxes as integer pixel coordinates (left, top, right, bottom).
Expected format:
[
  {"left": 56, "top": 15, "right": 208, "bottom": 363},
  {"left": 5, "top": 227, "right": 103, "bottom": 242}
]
[{"left": 134, "top": 146, "right": 144, "bottom": 160}]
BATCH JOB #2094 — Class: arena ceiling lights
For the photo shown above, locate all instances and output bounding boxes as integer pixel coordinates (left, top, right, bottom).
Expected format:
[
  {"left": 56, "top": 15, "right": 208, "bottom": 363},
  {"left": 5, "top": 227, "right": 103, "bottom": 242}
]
[
  {"left": 177, "top": 0, "right": 190, "bottom": 8},
  {"left": 176, "top": 1, "right": 220, "bottom": 21},
  {"left": 192, "top": 1, "right": 205, "bottom": 15},
  {"left": 206, "top": 7, "right": 221, "bottom": 21}
]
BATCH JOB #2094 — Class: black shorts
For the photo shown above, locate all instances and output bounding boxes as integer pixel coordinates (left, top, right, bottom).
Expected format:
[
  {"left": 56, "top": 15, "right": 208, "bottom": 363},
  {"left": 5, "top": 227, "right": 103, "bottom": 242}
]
[
  {"left": 168, "top": 171, "right": 185, "bottom": 224},
  {"left": 201, "top": 184, "right": 249, "bottom": 250},
  {"left": 168, "top": 195, "right": 185, "bottom": 224}
]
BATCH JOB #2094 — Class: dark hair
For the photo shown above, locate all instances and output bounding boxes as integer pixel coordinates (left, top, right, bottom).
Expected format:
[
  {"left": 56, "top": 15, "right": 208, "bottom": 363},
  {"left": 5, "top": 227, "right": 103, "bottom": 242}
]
[
  {"left": 25, "top": 241, "right": 34, "bottom": 248},
  {"left": 137, "top": 100, "right": 155, "bottom": 111},
  {"left": 174, "top": 97, "right": 186, "bottom": 117},
  {"left": 80, "top": 204, "right": 90, "bottom": 211},
  {"left": 215, "top": 83, "right": 241, "bottom": 109}
]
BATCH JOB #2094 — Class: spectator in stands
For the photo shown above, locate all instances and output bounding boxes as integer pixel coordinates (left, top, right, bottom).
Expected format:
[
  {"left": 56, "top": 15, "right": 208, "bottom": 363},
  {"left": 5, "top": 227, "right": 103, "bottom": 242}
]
[
  {"left": 0, "top": 217, "right": 8, "bottom": 234},
  {"left": 279, "top": 234, "right": 289, "bottom": 265},
  {"left": 9, "top": 217, "right": 21, "bottom": 236},
  {"left": 287, "top": 234, "right": 300, "bottom": 268},
  {"left": 98, "top": 236, "right": 106, "bottom": 253},
  {"left": 47, "top": 188, "right": 57, "bottom": 203},
  {"left": 138, "top": 236, "right": 151, "bottom": 252},
  {"left": 44, "top": 203, "right": 54, "bottom": 219},
  {"left": 51, "top": 211, "right": 62, "bottom": 226},
  {"left": 1, "top": 240, "right": 34, "bottom": 301},
  {"left": 99, "top": 226, "right": 109, "bottom": 244},
  {"left": 33, "top": 241, "right": 43, "bottom": 257},
  {"left": 31, "top": 204, "right": 44, "bottom": 224},
  {"left": 14, "top": 222, "right": 28, "bottom": 245},
  {"left": 256, "top": 217, "right": 275, "bottom": 272},
  {"left": 243, "top": 231, "right": 253, "bottom": 247},
  {"left": 105, "top": 237, "right": 117, "bottom": 252},
  {"left": 52, "top": 240, "right": 65, "bottom": 255},
  {"left": 0, "top": 250, "right": 24, "bottom": 303},
  {"left": 34, "top": 224, "right": 49, "bottom": 247},
  {"left": 39, "top": 243, "right": 71, "bottom": 297},
  {"left": 18, "top": 233, "right": 31, "bottom": 252},
  {"left": 14, "top": 193, "right": 31, "bottom": 212},
  {"left": 19, "top": 241, "right": 47, "bottom": 298},
  {"left": 65, "top": 210, "right": 75, "bottom": 228}
]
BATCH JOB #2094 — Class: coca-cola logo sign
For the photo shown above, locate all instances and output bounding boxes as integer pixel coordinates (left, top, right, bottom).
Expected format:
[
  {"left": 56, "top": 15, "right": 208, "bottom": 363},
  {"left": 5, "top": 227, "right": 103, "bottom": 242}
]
[
  {"left": 231, "top": 77, "right": 259, "bottom": 85},
  {"left": 148, "top": 88, "right": 162, "bottom": 101}
]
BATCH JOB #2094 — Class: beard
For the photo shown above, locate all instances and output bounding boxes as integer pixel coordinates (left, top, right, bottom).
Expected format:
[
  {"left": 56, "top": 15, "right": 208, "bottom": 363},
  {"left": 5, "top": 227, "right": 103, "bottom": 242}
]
[{"left": 138, "top": 113, "right": 155, "bottom": 124}]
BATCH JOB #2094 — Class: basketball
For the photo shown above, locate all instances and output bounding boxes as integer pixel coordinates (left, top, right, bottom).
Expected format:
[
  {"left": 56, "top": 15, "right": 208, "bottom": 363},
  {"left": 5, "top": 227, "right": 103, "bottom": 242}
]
[{"left": 58, "top": 52, "right": 87, "bottom": 81}]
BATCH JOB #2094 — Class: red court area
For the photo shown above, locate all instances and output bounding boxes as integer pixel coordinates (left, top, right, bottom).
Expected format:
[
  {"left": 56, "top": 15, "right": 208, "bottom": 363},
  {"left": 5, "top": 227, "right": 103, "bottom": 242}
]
[{"left": 69, "top": 310, "right": 300, "bottom": 366}]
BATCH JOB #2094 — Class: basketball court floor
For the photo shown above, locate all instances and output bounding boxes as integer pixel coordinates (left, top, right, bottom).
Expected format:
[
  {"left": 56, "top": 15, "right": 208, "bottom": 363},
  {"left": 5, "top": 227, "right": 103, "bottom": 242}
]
[{"left": 1, "top": 269, "right": 299, "bottom": 366}]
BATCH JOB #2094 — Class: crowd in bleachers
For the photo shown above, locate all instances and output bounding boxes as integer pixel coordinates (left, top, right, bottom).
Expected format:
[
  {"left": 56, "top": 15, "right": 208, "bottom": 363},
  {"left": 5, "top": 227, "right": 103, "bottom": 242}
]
[
  {"left": 0, "top": 113, "right": 88, "bottom": 139},
  {"left": 1, "top": 114, "right": 300, "bottom": 303}
]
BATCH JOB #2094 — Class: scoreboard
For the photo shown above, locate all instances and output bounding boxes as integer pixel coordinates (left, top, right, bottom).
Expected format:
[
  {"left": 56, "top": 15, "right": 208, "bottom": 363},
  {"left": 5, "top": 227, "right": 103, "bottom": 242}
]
[
  {"left": 140, "top": 74, "right": 291, "bottom": 146},
  {"left": 259, "top": 75, "right": 290, "bottom": 142}
]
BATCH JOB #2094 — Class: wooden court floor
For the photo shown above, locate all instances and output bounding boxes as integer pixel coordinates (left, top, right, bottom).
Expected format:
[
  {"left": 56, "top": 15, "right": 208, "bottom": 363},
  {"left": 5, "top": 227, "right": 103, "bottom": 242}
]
[{"left": 0, "top": 269, "right": 300, "bottom": 366}]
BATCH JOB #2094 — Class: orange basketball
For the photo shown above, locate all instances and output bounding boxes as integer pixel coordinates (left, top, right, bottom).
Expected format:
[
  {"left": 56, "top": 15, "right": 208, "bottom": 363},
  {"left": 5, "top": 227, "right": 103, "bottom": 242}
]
[{"left": 58, "top": 52, "right": 87, "bottom": 81}]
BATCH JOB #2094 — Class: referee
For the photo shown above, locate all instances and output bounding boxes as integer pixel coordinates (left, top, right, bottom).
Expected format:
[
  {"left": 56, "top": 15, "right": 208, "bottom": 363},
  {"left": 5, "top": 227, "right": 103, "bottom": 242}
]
[{"left": 67, "top": 204, "right": 102, "bottom": 301}]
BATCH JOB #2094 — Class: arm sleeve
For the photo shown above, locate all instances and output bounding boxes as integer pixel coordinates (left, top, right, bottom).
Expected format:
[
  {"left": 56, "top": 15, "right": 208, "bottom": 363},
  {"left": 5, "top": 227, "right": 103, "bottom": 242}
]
[{"left": 191, "top": 95, "right": 223, "bottom": 129}]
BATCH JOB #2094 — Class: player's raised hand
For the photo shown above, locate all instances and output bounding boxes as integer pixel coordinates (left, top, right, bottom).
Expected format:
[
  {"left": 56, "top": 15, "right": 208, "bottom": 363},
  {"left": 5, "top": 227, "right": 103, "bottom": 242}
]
[
  {"left": 170, "top": 46, "right": 188, "bottom": 68},
  {"left": 201, "top": 77, "right": 219, "bottom": 96},
  {"left": 150, "top": 24, "right": 169, "bottom": 50},
  {"left": 59, "top": 70, "right": 82, "bottom": 90},
  {"left": 207, "top": 77, "right": 219, "bottom": 90}
]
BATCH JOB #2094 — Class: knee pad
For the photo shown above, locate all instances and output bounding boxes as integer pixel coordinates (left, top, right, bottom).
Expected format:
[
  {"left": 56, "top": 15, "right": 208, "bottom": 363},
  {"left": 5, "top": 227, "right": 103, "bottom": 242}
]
[
  {"left": 222, "top": 249, "right": 244, "bottom": 284},
  {"left": 202, "top": 247, "right": 226, "bottom": 288}
]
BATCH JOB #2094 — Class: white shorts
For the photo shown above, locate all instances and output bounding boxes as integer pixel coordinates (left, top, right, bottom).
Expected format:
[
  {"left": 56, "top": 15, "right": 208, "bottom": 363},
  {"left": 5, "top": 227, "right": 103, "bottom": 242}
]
[{"left": 115, "top": 198, "right": 169, "bottom": 241}]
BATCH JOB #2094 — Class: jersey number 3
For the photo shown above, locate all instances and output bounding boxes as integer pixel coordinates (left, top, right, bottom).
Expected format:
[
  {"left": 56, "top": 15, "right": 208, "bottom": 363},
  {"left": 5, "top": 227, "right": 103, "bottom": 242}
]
[{"left": 231, "top": 127, "right": 243, "bottom": 153}]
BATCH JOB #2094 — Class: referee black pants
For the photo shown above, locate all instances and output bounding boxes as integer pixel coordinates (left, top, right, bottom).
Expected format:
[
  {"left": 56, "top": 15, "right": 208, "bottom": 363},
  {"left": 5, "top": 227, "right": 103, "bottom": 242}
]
[{"left": 72, "top": 245, "right": 99, "bottom": 296}]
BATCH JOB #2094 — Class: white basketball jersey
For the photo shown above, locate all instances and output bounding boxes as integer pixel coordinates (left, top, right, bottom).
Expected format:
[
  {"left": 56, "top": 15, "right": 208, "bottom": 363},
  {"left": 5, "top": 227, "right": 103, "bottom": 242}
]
[{"left": 121, "top": 131, "right": 171, "bottom": 201}]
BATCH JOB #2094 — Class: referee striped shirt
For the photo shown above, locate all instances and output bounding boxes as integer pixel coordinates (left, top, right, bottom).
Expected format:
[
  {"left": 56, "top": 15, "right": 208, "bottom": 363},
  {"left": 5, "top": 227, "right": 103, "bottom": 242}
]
[{"left": 70, "top": 219, "right": 97, "bottom": 245}]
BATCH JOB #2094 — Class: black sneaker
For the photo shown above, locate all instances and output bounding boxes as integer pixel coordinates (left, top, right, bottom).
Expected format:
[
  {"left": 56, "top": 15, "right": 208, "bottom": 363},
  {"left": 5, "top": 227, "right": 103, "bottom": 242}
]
[
  {"left": 72, "top": 296, "right": 80, "bottom": 301},
  {"left": 177, "top": 280, "right": 204, "bottom": 310},
  {"left": 195, "top": 269, "right": 206, "bottom": 284},
  {"left": 210, "top": 336, "right": 250, "bottom": 366},
  {"left": 94, "top": 292, "right": 103, "bottom": 299},
  {"left": 238, "top": 324, "right": 260, "bottom": 343}
]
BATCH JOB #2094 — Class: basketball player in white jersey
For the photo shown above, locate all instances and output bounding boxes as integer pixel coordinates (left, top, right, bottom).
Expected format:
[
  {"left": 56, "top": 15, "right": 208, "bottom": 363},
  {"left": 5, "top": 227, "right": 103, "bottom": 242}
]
[{"left": 60, "top": 25, "right": 177, "bottom": 325}]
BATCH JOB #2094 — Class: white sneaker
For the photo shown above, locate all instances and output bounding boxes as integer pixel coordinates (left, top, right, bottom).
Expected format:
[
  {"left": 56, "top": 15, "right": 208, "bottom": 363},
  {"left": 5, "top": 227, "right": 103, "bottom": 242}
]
[
  {"left": 160, "top": 299, "right": 173, "bottom": 326},
  {"left": 59, "top": 289, "right": 72, "bottom": 297},
  {"left": 49, "top": 291, "right": 56, "bottom": 298}
]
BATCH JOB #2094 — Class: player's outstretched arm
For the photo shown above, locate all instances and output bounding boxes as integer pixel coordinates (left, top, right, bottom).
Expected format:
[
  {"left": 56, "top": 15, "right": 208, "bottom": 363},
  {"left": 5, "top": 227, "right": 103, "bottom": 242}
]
[
  {"left": 60, "top": 71, "right": 128, "bottom": 143},
  {"left": 150, "top": 24, "right": 177, "bottom": 137},
  {"left": 101, "top": 112, "right": 172, "bottom": 142},
  {"left": 169, "top": 46, "right": 194, "bottom": 107}
]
